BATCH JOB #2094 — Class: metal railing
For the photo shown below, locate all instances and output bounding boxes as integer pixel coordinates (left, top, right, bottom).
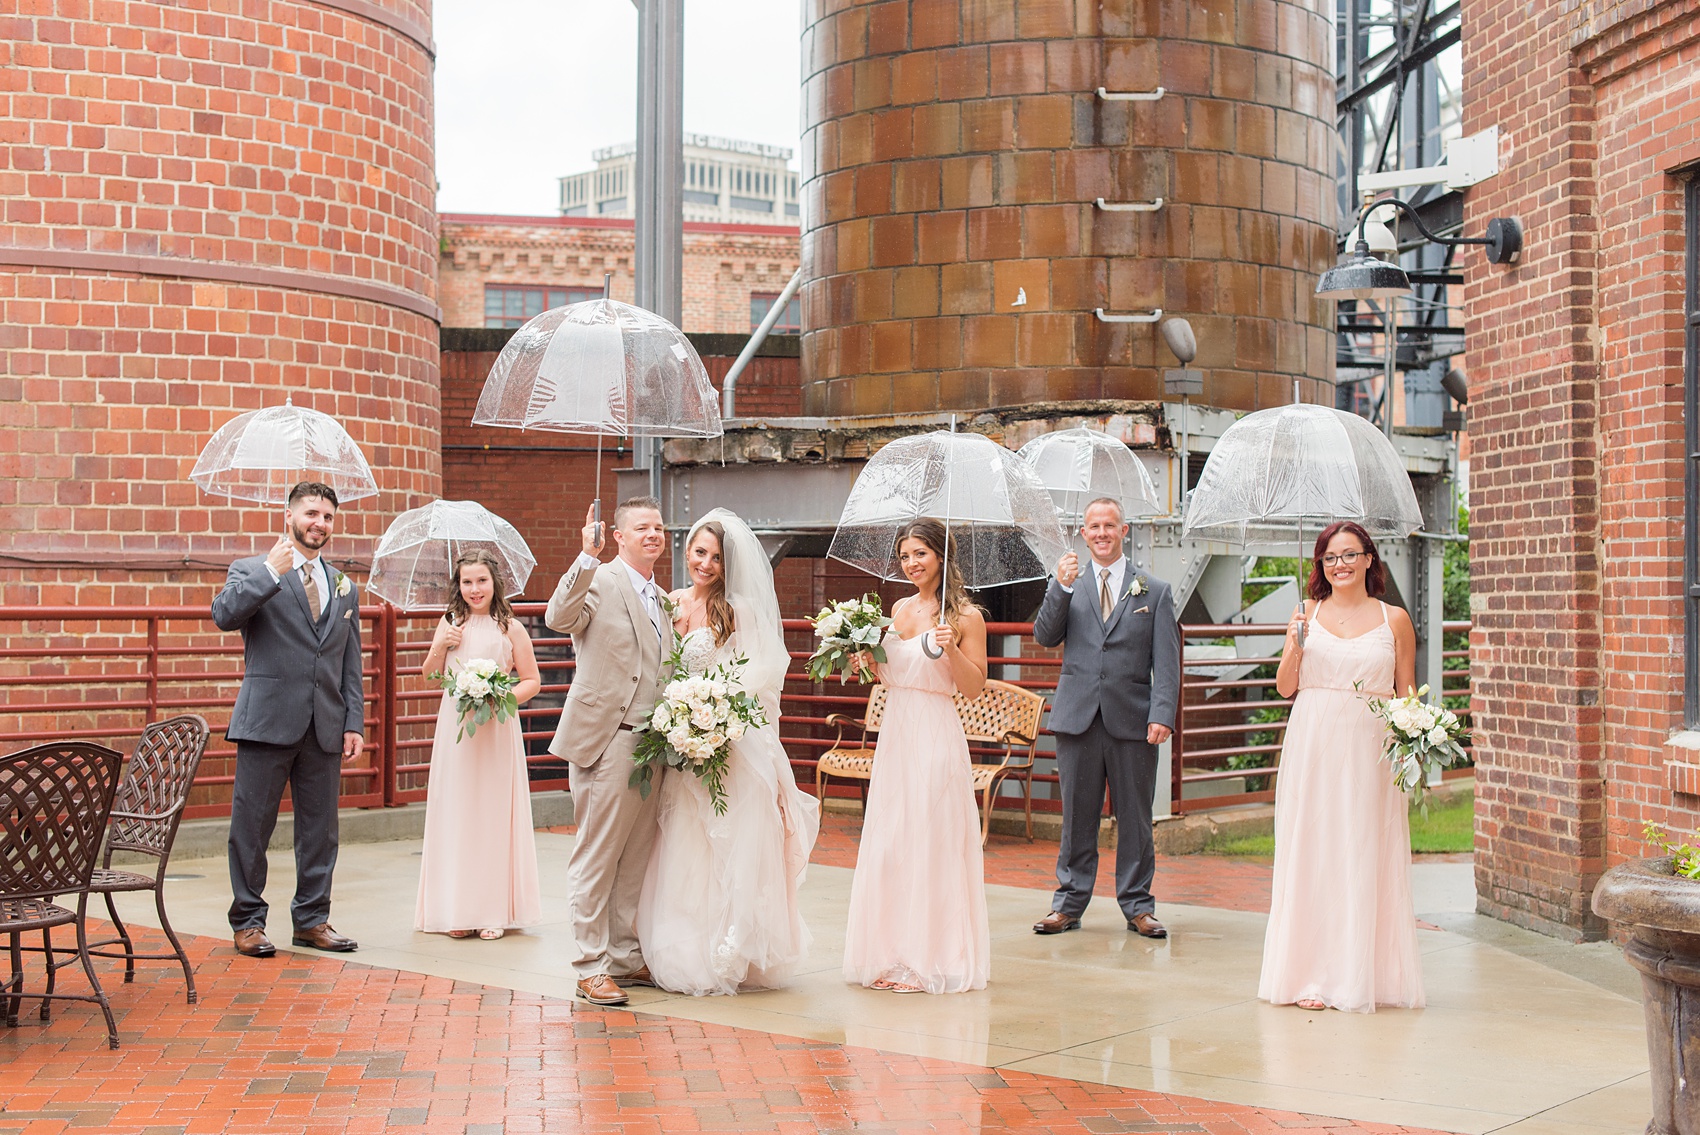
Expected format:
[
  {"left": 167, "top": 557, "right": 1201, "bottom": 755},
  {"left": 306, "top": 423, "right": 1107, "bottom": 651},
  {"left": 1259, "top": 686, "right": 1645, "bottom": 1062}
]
[{"left": 0, "top": 606, "right": 1472, "bottom": 821}]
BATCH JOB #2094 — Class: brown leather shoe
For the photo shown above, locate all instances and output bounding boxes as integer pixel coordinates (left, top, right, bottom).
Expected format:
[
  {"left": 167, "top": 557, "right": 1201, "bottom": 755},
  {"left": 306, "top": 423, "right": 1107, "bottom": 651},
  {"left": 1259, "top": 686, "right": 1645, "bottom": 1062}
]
[
  {"left": 614, "top": 965, "right": 657, "bottom": 988},
  {"left": 1127, "top": 912, "right": 1168, "bottom": 939},
  {"left": 291, "top": 923, "right": 358, "bottom": 952},
  {"left": 1032, "top": 911, "right": 1081, "bottom": 935},
  {"left": 233, "top": 928, "right": 276, "bottom": 958},
  {"left": 575, "top": 974, "right": 629, "bottom": 1005}
]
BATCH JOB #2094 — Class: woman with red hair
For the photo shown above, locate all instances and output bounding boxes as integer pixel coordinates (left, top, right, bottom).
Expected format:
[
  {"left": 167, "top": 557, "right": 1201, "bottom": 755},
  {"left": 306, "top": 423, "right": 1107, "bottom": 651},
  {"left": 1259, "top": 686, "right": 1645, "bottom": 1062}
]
[{"left": 1258, "top": 521, "right": 1425, "bottom": 1013}]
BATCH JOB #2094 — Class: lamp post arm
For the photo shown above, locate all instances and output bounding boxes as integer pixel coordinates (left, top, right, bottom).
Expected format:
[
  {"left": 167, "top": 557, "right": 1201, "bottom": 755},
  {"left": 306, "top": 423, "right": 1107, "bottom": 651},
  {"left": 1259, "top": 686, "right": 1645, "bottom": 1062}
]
[{"left": 1355, "top": 197, "right": 1492, "bottom": 248}]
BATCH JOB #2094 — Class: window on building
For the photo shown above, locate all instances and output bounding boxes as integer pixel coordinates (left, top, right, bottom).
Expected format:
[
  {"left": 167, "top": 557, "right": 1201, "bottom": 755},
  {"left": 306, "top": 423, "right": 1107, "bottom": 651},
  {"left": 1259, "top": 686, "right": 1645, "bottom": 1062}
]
[
  {"left": 1686, "top": 175, "right": 1700, "bottom": 726},
  {"left": 484, "top": 285, "right": 603, "bottom": 329},
  {"left": 683, "top": 190, "right": 718, "bottom": 206},
  {"left": 598, "top": 198, "right": 626, "bottom": 214},
  {"left": 731, "top": 195, "right": 774, "bottom": 214},
  {"left": 750, "top": 292, "right": 800, "bottom": 332}
]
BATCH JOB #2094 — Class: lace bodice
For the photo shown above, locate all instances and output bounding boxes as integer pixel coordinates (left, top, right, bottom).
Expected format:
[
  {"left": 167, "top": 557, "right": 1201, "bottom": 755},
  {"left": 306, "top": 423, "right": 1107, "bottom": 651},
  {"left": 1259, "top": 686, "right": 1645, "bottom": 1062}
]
[{"left": 676, "top": 626, "right": 722, "bottom": 674}]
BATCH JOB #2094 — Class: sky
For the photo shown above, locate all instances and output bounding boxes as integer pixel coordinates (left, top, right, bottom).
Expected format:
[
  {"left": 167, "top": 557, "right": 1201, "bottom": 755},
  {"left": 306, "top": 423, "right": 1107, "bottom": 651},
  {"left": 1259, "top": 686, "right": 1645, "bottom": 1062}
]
[{"left": 434, "top": 0, "right": 804, "bottom": 216}]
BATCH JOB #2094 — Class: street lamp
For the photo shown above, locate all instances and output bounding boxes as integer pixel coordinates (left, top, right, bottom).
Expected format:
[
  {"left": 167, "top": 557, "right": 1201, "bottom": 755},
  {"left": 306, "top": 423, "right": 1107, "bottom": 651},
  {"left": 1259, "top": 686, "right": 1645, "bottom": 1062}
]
[{"left": 1317, "top": 197, "right": 1523, "bottom": 300}]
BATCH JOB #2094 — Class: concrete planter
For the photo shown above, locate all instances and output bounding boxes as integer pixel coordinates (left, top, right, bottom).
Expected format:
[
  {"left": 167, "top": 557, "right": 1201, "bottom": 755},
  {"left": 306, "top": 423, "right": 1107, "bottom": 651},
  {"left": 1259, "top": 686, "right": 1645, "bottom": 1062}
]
[{"left": 1592, "top": 858, "right": 1700, "bottom": 1135}]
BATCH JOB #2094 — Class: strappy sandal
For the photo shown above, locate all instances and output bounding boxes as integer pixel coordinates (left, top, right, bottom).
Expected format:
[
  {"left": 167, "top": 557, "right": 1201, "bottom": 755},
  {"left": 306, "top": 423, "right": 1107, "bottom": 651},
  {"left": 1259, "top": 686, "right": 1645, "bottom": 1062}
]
[
  {"left": 1296, "top": 998, "right": 1326, "bottom": 1011},
  {"left": 479, "top": 928, "right": 505, "bottom": 941},
  {"left": 887, "top": 981, "right": 924, "bottom": 994},
  {"left": 447, "top": 929, "right": 476, "bottom": 939},
  {"left": 869, "top": 978, "right": 895, "bottom": 990}
]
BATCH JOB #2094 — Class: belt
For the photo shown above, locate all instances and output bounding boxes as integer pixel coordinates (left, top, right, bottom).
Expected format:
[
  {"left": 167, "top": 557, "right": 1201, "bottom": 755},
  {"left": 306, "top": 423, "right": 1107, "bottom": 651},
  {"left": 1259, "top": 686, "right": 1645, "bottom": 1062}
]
[{"left": 617, "top": 722, "right": 635, "bottom": 731}]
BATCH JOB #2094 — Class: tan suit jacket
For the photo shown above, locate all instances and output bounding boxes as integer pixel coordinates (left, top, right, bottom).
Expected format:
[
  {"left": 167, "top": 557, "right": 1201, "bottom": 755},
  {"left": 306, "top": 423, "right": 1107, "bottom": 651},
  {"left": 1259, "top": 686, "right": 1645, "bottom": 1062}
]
[{"left": 545, "top": 557, "right": 665, "bottom": 766}]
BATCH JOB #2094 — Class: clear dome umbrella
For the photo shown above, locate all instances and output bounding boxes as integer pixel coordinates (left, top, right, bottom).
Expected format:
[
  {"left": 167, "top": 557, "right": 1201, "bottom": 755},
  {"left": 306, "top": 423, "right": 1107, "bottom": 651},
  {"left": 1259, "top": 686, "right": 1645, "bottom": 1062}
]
[
  {"left": 189, "top": 395, "right": 378, "bottom": 504},
  {"left": 829, "top": 430, "right": 1067, "bottom": 653},
  {"left": 1181, "top": 402, "right": 1424, "bottom": 643},
  {"left": 367, "top": 500, "right": 537, "bottom": 610},
  {"left": 1016, "top": 426, "right": 1164, "bottom": 527},
  {"left": 471, "top": 297, "right": 722, "bottom": 535}
]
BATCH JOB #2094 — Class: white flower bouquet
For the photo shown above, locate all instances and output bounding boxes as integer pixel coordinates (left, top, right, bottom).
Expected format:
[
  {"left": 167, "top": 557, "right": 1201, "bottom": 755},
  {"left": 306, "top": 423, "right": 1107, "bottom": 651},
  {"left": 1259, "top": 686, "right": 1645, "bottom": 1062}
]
[
  {"left": 430, "top": 657, "right": 520, "bottom": 741},
  {"left": 1365, "top": 684, "right": 1470, "bottom": 805},
  {"left": 629, "top": 638, "right": 767, "bottom": 815},
  {"left": 805, "top": 593, "right": 891, "bottom": 684}
]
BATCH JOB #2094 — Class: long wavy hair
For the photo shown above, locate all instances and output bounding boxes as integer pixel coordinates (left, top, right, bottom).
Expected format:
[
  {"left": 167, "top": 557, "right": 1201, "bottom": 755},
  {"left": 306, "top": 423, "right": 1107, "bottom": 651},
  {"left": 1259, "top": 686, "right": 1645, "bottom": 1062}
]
[
  {"left": 690, "top": 520, "right": 737, "bottom": 647},
  {"left": 445, "top": 548, "right": 516, "bottom": 631},
  {"left": 1306, "top": 520, "right": 1388, "bottom": 601},
  {"left": 894, "top": 518, "right": 977, "bottom": 633}
]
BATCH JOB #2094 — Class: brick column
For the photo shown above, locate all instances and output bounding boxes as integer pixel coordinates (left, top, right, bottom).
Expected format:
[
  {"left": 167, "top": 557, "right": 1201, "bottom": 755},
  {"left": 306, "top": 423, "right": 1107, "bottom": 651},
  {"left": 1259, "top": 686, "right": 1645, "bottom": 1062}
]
[{"left": 1462, "top": 0, "right": 1605, "bottom": 938}]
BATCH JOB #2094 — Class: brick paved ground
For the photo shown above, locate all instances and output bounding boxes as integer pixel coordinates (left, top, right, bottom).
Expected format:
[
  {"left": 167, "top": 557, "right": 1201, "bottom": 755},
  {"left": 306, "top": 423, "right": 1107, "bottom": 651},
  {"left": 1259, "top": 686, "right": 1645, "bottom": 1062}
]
[{"left": 0, "top": 925, "right": 1455, "bottom": 1135}]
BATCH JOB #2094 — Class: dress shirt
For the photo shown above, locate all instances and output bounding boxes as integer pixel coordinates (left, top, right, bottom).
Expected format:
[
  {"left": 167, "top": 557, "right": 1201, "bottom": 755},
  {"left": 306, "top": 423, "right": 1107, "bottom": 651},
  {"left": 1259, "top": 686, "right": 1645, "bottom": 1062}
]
[
  {"left": 575, "top": 552, "right": 666, "bottom": 641},
  {"left": 266, "top": 548, "right": 329, "bottom": 614},
  {"left": 1058, "top": 555, "right": 1127, "bottom": 602}
]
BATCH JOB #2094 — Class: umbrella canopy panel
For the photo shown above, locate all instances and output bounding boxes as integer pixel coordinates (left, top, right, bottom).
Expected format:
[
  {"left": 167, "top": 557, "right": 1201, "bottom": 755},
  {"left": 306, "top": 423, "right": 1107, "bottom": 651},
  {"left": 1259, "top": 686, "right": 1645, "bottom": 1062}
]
[
  {"left": 367, "top": 500, "right": 538, "bottom": 610},
  {"left": 828, "top": 431, "right": 1068, "bottom": 588},
  {"left": 189, "top": 399, "right": 379, "bottom": 505},
  {"left": 1182, "top": 404, "right": 1424, "bottom": 547},
  {"left": 1016, "top": 426, "right": 1164, "bottom": 524},
  {"left": 472, "top": 298, "right": 722, "bottom": 438}
]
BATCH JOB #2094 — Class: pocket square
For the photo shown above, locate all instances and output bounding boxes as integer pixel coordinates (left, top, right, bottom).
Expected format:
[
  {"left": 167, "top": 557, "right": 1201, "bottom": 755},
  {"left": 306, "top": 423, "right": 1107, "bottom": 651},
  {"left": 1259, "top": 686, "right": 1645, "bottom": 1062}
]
[
  {"left": 342, "top": 609, "right": 352, "bottom": 619},
  {"left": 1133, "top": 605, "right": 1150, "bottom": 614}
]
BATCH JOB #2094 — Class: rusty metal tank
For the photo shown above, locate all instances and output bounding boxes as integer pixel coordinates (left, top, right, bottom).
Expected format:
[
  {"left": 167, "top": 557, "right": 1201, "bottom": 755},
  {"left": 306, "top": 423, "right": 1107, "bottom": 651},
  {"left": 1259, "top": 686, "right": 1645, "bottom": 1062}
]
[{"left": 797, "top": 0, "right": 1338, "bottom": 417}]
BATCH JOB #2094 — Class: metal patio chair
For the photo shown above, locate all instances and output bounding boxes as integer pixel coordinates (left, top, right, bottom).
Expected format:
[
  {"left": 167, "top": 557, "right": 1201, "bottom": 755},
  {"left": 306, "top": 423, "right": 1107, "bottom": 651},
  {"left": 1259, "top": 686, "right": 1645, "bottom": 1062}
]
[
  {"left": 77, "top": 715, "right": 209, "bottom": 1003},
  {"left": 1, "top": 741, "right": 126, "bottom": 1049}
]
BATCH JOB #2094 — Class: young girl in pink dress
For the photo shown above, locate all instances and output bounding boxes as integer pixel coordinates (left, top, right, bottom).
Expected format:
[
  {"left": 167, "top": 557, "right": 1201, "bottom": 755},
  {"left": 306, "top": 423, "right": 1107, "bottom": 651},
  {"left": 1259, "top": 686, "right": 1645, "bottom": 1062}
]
[
  {"left": 1259, "top": 521, "right": 1425, "bottom": 1012},
  {"left": 415, "top": 549, "right": 544, "bottom": 940},
  {"left": 843, "top": 518, "right": 991, "bottom": 995}
]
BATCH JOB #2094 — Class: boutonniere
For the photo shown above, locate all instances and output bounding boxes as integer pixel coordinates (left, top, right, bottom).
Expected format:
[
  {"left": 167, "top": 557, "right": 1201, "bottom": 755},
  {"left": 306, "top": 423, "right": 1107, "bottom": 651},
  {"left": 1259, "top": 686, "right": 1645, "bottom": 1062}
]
[
  {"left": 1127, "top": 575, "right": 1148, "bottom": 598},
  {"left": 657, "top": 592, "right": 679, "bottom": 620},
  {"left": 334, "top": 572, "right": 352, "bottom": 598}
]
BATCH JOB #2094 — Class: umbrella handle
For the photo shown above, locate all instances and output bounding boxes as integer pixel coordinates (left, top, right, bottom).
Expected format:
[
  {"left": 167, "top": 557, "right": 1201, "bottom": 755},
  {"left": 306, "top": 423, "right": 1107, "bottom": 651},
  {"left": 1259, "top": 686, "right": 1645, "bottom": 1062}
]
[
  {"left": 591, "top": 497, "right": 604, "bottom": 550},
  {"left": 921, "top": 631, "right": 944, "bottom": 659}
]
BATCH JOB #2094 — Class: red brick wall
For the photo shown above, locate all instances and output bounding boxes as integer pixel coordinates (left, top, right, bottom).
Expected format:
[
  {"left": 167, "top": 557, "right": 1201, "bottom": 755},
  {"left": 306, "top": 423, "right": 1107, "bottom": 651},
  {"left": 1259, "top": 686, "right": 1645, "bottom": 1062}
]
[
  {"left": 439, "top": 216, "right": 799, "bottom": 334},
  {"left": 1463, "top": 0, "right": 1700, "bottom": 937},
  {"left": 0, "top": 0, "right": 441, "bottom": 609}
]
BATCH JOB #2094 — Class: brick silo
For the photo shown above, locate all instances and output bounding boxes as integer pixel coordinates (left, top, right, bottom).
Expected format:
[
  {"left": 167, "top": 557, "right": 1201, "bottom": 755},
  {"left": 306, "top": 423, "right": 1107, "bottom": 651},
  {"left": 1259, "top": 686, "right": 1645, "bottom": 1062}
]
[
  {"left": 797, "top": 0, "right": 1338, "bottom": 417},
  {"left": 0, "top": 0, "right": 440, "bottom": 607}
]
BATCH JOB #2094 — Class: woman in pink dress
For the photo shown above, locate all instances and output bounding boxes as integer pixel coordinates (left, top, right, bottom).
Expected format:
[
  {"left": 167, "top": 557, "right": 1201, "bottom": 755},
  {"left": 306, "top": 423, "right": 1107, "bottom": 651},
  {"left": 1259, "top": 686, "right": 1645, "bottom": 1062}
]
[
  {"left": 1259, "top": 521, "right": 1424, "bottom": 1012},
  {"left": 843, "top": 518, "right": 991, "bottom": 995},
  {"left": 415, "top": 549, "right": 544, "bottom": 940}
]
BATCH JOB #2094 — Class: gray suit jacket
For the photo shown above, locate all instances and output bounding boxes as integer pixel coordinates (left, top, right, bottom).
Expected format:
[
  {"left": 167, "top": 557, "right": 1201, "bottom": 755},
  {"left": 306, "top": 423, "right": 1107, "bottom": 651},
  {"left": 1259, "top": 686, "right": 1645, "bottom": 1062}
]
[
  {"left": 211, "top": 555, "right": 365, "bottom": 752},
  {"left": 1033, "top": 567, "right": 1182, "bottom": 741},
  {"left": 543, "top": 557, "right": 664, "bottom": 767}
]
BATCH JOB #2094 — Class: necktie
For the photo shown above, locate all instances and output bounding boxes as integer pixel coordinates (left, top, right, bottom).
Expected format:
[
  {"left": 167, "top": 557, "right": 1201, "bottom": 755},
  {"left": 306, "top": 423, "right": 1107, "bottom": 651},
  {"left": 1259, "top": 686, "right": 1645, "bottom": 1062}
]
[
  {"left": 644, "top": 582, "right": 665, "bottom": 642},
  {"left": 1099, "top": 567, "right": 1113, "bottom": 622},
  {"left": 301, "top": 563, "right": 322, "bottom": 622}
]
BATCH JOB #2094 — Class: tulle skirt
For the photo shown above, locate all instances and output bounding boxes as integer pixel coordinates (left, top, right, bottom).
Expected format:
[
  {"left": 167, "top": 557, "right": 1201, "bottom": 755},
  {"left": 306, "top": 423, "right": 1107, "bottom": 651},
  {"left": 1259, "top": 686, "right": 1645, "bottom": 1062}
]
[{"left": 636, "top": 721, "right": 820, "bottom": 995}]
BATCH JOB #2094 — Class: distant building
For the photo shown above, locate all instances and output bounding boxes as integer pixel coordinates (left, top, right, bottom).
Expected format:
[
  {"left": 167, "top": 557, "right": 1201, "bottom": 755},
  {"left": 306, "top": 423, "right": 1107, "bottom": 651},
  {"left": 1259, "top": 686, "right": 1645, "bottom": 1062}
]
[
  {"left": 559, "top": 135, "right": 800, "bottom": 226},
  {"left": 438, "top": 214, "right": 799, "bottom": 333}
]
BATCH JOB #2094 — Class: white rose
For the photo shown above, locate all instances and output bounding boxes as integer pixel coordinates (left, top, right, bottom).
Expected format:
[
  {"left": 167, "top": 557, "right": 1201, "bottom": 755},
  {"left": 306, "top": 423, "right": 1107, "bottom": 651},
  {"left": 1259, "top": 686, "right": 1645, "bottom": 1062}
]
[
  {"left": 1426, "top": 725, "right": 1449, "bottom": 746},
  {"left": 652, "top": 705, "right": 673, "bottom": 731},
  {"left": 818, "top": 612, "right": 844, "bottom": 638},
  {"left": 691, "top": 705, "right": 717, "bottom": 729},
  {"left": 726, "top": 718, "right": 746, "bottom": 741},
  {"left": 469, "top": 658, "right": 498, "bottom": 678},
  {"left": 464, "top": 676, "right": 492, "bottom": 700},
  {"left": 704, "top": 732, "right": 726, "bottom": 750},
  {"left": 667, "top": 726, "right": 691, "bottom": 751}
]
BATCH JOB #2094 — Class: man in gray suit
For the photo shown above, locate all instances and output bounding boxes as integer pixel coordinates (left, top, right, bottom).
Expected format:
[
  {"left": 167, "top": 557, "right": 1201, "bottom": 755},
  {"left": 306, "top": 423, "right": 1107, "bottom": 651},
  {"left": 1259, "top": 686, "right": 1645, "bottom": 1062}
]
[
  {"left": 212, "top": 481, "right": 364, "bottom": 958},
  {"left": 1033, "top": 497, "right": 1182, "bottom": 939}
]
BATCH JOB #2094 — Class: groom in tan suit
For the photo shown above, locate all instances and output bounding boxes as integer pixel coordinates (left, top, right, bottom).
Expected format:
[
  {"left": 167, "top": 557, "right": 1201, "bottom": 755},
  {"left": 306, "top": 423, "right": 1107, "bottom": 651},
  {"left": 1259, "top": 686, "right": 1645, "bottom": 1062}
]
[{"left": 546, "top": 496, "right": 669, "bottom": 1005}]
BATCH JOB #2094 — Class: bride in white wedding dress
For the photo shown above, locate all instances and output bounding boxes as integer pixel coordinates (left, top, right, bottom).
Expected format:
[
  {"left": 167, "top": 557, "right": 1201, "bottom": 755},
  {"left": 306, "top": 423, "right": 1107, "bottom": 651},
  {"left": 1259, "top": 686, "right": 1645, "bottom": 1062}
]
[{"left": 635, "top": 508, "right": 821, "bottom": 995}]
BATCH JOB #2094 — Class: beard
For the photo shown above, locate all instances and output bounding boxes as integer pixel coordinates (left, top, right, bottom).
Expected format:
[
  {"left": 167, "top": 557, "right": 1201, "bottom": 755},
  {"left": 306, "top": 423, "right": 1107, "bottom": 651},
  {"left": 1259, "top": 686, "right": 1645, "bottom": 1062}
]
[{"left": 290, "top": 517, "right": 331, "bottom": 550}]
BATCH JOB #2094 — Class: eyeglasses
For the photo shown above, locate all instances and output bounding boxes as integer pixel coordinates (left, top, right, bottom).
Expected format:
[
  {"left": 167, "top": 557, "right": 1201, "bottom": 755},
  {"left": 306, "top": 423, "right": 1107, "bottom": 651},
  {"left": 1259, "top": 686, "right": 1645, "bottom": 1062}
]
[{"left": 1321, "top": 550, "right": 1368, "bottom": 567}]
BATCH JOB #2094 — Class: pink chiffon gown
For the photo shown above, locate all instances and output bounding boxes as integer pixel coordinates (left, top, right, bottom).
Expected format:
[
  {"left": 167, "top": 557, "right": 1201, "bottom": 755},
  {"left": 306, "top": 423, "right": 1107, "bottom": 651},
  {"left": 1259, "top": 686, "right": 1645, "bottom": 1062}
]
[
  {"left": 414, "top": 614, "right": 543, "bottom": 933},
  {"left": 842, "top": 626, "right": 990, "bottom": 994},
  {"left": 1258, "top": 600, "right": 1425, "bottom": 1012}
]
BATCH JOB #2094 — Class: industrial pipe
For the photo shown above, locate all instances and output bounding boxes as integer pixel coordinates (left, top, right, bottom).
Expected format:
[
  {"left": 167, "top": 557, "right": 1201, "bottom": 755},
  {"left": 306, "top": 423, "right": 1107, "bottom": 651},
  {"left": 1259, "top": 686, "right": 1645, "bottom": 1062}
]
[{"left": 722, "top": 267, "right": 803, "bottom": 418}]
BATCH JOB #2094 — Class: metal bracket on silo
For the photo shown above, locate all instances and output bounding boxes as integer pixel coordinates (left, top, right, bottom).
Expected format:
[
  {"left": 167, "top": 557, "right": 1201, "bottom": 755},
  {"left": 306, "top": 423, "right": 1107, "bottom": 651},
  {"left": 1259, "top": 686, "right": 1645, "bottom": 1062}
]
[
  {"left": 1094, "top": 308, "right": 1163, "bottom": 323},
  {"left": 1094, "top": 197, "right": 1164, "bottom": 212},
  {"left": 1096, "top": 87, "right": 1166, "bottom": 101}
]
